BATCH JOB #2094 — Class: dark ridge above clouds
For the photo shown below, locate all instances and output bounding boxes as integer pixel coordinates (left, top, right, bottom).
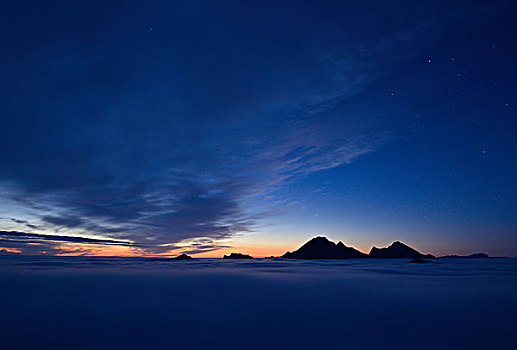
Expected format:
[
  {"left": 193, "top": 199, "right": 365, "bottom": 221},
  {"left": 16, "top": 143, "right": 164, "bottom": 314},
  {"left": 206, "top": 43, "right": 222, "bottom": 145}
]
[
  {"left": 281, "top": 236, "right": 435, "bottom": 259},
  {"left": 369, "top": 241, "right": 436, "bottom": 259},
  {"left": 282, "top": 236, "right": 367, "bottom": 259}
]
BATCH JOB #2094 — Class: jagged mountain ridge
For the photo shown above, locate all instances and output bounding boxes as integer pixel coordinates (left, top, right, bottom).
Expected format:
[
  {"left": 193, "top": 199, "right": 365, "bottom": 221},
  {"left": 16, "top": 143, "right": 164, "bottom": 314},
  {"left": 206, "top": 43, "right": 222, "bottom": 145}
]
[
  {"left": 282, "top": 236, "right": 367, "bottom": 259},
  {"left": 369, "top": 241, "right": 436, "bottom": 259},
  {"left": 281, "top": 236, "right": 435, "bottom": 259}
]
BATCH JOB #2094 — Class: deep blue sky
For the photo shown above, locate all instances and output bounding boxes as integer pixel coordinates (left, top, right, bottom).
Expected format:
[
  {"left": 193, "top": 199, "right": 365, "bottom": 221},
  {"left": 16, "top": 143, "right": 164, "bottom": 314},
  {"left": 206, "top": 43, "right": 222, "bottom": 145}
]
[{"left": 0, "top": 0, "right": 516, "bottom": 256}]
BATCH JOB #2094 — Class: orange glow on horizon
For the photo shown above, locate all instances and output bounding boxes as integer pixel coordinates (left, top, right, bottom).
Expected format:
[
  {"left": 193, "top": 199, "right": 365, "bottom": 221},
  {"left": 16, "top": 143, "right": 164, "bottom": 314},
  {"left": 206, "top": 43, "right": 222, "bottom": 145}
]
[
  {"left": 32, "top": 242, "right": 295, "bottom": 259},
  {"left": 190, "top": 244, "right": 293, "bottom": 258},
  {"left": 0, "top": 247, "right": 22, "bottom": 254},
  {"left": 1, "top": 238, "right": 456, "bottom": 258}
]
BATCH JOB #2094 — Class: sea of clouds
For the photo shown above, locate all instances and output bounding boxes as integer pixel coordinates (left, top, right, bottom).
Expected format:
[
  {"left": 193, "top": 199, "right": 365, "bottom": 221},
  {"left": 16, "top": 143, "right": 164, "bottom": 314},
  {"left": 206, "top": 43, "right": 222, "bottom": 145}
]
[{"left": 1, "top": 256, "right": 516, "bottom": 349}]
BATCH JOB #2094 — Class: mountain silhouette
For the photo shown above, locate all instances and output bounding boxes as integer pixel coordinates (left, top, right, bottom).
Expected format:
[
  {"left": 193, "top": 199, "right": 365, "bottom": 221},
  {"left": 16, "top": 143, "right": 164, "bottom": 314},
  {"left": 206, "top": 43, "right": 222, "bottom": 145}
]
[
  {"left": 369, "top": 241, "right": 436, "bottom": 259},
  {"left": 282, "top": 236, "right": 367, "bottom": 259},
  {"left": 223, "top": 252, "right": 253, "bottom": 259},
  {"left": 467, "top": 253, "right": 489, "bottom": 258},
  {"left": 172, "top": 253, "right": 193, "bottom": 260}
]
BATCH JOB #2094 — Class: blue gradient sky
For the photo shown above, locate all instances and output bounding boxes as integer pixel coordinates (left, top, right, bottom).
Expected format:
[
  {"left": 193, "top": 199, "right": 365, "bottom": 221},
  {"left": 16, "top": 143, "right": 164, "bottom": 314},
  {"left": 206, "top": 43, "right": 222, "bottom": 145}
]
[{"left": 0, "top": 0, "right": 516, "bottom": 257}]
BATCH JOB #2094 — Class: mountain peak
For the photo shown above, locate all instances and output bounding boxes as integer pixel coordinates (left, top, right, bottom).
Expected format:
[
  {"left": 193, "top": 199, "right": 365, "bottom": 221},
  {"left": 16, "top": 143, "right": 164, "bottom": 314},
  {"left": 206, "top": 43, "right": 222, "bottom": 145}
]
[
  {"left": 369, "top": 241, "right": 435, "bottom": 259},
  {"left": 310, "top": 236, "right": 332, "bottom": 243},
  {"left": 282, "top": 236, "right": 367, "bottom": 259},
  {"left": 172, "top": 253, "right": 193, "bottom": 260}
]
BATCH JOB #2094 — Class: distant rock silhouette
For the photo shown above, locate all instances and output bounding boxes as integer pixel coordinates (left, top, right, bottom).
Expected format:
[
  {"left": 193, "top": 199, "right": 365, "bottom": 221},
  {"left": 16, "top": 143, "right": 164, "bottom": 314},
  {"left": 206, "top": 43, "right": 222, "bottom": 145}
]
[
  {"left": 369, "top": 241, "right": 436, "bottom": 259},
  {"left": 150, "top": 253, "right": 193, "bottom": 261},
  {"left": 172, "top": 253, "right": 193, "bottom": 260},
  {"left": 409, "top": 258, "right": 434, "bottom": 263},
  {"left": 468, "top": 253, "right": 490, "bottom": 258},
  {"left": 440, "top": 253, "right": 490, "bottom": 259},
  {"left": 282, "top": 236, "right": 367, "bottom": 259},
  {"left": 223, "top": 252, "right": 253, "bottom": 259}
]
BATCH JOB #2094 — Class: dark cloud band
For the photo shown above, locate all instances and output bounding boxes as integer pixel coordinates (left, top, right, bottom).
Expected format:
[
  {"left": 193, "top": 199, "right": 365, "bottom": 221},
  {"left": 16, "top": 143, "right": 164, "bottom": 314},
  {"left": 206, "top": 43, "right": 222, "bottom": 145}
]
[{"left": 0, "top": 230, "right": 134, "bottom": 246}]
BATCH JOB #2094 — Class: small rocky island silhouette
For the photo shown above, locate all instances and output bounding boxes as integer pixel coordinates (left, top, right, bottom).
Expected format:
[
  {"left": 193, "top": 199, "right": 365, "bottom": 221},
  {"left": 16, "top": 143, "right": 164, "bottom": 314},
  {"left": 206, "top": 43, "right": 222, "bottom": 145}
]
[
  {"left": 223, "top": 252, "right": 254, "bottom": 259},
  {"left": 281, "top": 236, "right": 436, "bottom": 259},
  {"left": 148, "top": 253, "right": 193, "bottom": 261},
  {"left": 172, "top": 253, "right": 193, "bottom": 260}
]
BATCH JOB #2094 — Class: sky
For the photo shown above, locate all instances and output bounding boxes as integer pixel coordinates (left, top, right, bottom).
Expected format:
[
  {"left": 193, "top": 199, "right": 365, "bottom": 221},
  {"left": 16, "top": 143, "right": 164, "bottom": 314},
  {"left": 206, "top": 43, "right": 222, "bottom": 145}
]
[{"left": 0, "top": 0, "right": 516, "bottom": 257}]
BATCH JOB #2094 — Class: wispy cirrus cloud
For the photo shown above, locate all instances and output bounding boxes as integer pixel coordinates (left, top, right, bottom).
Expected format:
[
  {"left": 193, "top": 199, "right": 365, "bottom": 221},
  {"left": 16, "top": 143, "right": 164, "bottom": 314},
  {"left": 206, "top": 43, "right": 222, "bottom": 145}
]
[{"left": 0, "top": 112, "right": 389, "bottom": 255}]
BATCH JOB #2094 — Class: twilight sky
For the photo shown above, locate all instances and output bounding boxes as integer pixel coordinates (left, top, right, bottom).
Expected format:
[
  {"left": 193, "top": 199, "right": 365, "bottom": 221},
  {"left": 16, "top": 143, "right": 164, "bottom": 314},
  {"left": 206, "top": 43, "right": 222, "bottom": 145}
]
[{"left": 1, "top": 0, "right": 516, "bottom": 257}]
